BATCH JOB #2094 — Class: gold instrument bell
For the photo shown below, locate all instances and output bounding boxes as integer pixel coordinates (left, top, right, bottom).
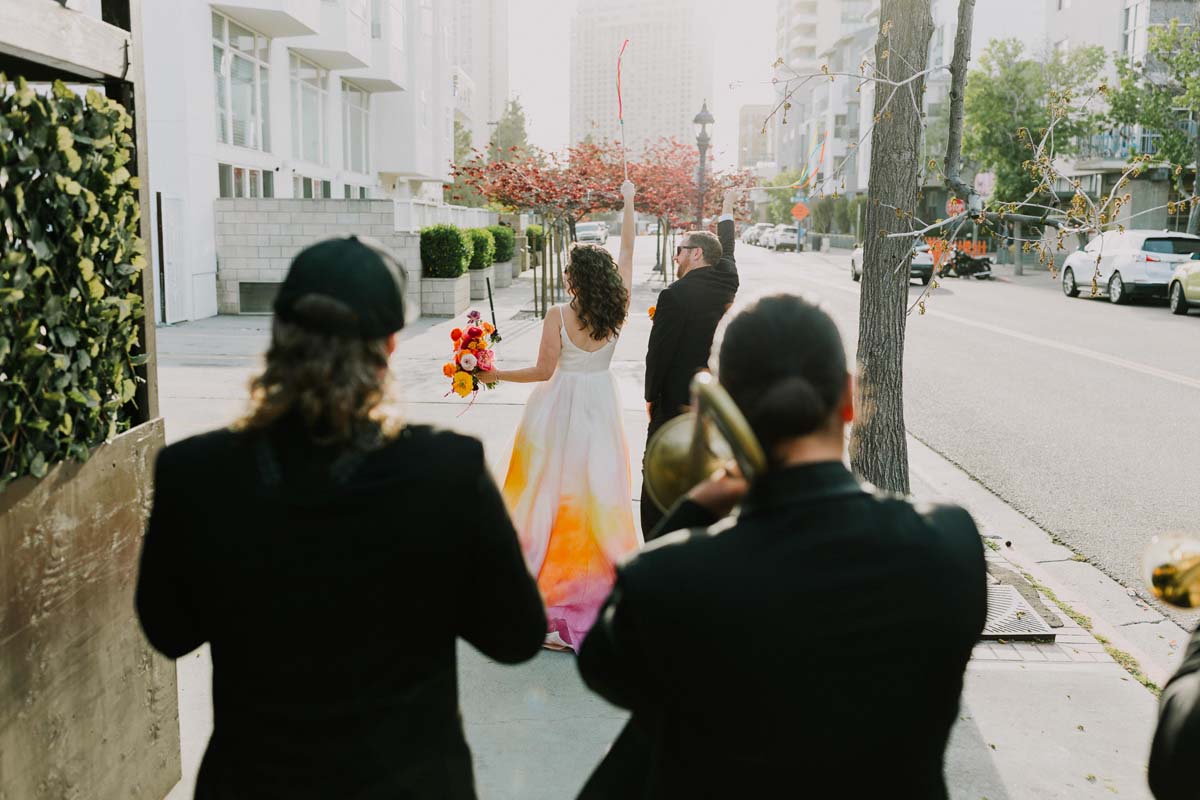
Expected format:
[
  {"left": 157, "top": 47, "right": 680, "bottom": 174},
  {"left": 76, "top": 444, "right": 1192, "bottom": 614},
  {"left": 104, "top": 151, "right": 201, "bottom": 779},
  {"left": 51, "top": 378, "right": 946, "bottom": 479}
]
[
  {"left": 1144, "top": 533, "right": 1200, "bottom": 609},
  {"left": 642, "top": 372, "right": 768, "bottom": 512}
]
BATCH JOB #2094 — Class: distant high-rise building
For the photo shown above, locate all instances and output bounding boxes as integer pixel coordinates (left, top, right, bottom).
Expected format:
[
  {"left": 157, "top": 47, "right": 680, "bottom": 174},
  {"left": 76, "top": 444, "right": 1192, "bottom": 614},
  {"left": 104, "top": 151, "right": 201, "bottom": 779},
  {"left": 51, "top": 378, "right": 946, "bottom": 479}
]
[
  {"left": 450, "top": 0, "right": 509, "bottom": 153},
  {"left": 738, "top": 105, "right": 775, "bottom": 169},
  {"left": 570, "top": 0, "right": 714, "bottom": 153}
]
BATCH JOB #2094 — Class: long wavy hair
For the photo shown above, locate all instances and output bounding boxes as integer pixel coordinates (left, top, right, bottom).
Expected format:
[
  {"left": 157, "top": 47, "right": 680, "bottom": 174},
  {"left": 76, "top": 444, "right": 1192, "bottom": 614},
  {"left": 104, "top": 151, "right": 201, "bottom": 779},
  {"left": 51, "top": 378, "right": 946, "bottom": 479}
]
[
  {"left": 234, "top": 302, "right": 404, "bottom": 445},
  {"left": 565, "top": 243, "right": 628, "bottom": 341}
]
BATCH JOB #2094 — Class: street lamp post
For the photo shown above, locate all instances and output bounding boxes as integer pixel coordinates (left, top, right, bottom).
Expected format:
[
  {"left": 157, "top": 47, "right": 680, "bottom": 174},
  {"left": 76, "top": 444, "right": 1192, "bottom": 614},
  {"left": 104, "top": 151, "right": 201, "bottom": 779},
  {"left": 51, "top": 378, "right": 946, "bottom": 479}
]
[{"left": 693, "top": 100, "right": 714, "bottom": 230}]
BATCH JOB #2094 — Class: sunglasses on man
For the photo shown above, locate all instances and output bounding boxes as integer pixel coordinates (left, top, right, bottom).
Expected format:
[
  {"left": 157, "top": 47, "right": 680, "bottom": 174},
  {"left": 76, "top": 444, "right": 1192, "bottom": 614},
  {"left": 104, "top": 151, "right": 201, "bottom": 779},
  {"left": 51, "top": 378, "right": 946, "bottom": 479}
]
[{"left": 675, "top": 245, "right": 700, "bottom": 256}]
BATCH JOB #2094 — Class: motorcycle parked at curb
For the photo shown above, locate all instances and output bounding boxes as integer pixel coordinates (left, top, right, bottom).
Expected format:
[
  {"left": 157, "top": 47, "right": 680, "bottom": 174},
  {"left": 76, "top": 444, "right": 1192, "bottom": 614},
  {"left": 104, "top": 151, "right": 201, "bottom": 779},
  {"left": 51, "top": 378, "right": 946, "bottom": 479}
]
[{"left": 940, "top": 248, "right": 993, "bottom": 280}]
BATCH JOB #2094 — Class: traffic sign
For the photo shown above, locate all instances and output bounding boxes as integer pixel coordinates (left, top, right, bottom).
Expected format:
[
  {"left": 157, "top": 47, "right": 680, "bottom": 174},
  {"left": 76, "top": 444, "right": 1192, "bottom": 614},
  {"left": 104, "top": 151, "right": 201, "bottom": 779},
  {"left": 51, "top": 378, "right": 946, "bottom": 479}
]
[
  {"left": 946, "top": 197, "right": 967, "bottom": 216},
  {"left": 791, "top": 202, "right": 810, "bottom": 222}
]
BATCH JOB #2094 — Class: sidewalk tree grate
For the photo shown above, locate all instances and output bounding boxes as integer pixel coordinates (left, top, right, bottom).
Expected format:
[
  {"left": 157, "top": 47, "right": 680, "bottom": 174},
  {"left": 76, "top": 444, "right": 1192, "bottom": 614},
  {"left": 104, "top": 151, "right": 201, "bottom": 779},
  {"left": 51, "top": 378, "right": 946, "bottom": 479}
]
[{"left": 981, "top": 585, "right": 1056, "bottom": 642}]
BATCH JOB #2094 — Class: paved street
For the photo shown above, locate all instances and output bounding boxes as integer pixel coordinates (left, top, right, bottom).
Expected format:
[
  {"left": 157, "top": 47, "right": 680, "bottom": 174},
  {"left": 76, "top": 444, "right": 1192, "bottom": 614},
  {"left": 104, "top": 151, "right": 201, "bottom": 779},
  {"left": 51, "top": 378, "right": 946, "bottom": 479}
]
[{"left": 774, "top": 245, "right": 1200, "bottom": 632}]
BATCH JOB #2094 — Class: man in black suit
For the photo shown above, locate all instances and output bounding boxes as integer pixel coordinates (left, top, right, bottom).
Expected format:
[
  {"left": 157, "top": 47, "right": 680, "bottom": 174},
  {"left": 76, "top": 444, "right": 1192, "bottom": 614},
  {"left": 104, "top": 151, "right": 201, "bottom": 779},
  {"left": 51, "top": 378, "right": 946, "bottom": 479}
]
[
  {"left": 1149, "top": 625, "right": 1200, "bottom": 799},
  {"left": 641, "top": 187, "right": 741, "bottom": 537},
  {"left": 580, "top": 295, "right": 987, "bottom": 798}
]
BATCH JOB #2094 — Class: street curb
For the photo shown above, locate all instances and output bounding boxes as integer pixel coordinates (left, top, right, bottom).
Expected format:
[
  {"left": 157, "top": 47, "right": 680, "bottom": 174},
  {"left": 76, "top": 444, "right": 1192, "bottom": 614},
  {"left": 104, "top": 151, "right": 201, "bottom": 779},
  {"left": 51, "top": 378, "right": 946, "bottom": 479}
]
[{"left": 907, "top": 432, "right": 1189, "bottom": 689}]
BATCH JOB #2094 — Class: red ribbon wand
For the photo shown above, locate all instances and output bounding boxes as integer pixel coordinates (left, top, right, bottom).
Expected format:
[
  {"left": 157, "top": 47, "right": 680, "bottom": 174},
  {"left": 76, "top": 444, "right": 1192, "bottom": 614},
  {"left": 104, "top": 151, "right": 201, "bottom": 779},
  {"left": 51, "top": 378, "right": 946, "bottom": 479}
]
[{"left": 617, "top": 38, "right": 629, "bottom": 180}]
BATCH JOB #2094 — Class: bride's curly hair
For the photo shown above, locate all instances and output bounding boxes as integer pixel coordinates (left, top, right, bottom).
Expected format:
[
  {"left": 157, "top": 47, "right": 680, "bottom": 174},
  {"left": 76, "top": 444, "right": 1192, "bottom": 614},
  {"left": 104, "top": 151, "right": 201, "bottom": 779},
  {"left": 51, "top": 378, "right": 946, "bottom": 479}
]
[{"left": 566, "top": 243, "right": 628, "bottom": 341}]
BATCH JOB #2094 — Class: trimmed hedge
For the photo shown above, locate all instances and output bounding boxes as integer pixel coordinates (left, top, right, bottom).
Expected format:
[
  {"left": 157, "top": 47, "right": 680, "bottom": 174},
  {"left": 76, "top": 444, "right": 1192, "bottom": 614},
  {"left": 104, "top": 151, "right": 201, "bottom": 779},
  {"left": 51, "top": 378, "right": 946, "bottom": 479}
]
[
  {"left": 0, "top": 78, "right": 149, "bottom": 491},
  {"left": 419, "top": 224, "right": 471, "bottom": 278},
  {"left": 487, "top": 224, "right": 515, "bottom": 263},
  {"left": 465, "top": 228, "right": 495, "bottom": 271},
  {"left": 526, "top": 224, "right": 545, "bottom": 252}
]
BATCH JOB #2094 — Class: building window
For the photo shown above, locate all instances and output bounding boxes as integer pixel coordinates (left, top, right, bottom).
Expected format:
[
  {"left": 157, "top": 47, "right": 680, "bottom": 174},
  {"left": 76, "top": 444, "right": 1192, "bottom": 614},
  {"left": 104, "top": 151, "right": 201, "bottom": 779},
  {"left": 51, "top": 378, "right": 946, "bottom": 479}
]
[
  {"left": 218, "top": 163, "right": 274, "bottom": 198},
  {"left": 342, "top": 80, "right": 371, "bottom": 174},
  {"left": 212, "top": 11, "right": 271, "bottom": 151},
  {"left": 1123, "top": 1, "right": 1148, "bottom": 58},
  {"left": 344, "top": 184, "right": 370, "bottom": 199},
  {"left": 290, "top": 53, "right": 329, "bottom": 165},
  {"left": 293, "top": 175, "right": 332, "bottom": 199}
]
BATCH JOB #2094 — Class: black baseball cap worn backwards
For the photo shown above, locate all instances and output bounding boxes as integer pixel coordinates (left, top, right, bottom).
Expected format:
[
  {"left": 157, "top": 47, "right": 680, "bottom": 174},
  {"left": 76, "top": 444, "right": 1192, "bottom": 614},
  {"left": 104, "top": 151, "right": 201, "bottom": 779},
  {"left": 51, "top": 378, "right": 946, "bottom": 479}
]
[{"left": 274, "top": 236, "right": 407, "bottom": 339}]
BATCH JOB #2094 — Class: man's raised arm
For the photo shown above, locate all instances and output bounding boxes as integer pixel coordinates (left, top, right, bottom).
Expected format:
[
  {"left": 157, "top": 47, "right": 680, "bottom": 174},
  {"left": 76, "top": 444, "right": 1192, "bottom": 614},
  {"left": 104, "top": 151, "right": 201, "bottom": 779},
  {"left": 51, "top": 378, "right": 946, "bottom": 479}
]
[{"left": 716, "top": 187, "right": 741, "bottom": 276}]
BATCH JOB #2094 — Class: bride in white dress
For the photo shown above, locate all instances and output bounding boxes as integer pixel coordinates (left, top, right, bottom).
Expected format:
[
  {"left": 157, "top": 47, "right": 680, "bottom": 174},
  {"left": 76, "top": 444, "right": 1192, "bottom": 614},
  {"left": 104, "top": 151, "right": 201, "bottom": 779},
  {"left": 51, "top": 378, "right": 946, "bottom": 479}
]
[{"left": 482, "top": 181, "right": 640, "bottom": 651}]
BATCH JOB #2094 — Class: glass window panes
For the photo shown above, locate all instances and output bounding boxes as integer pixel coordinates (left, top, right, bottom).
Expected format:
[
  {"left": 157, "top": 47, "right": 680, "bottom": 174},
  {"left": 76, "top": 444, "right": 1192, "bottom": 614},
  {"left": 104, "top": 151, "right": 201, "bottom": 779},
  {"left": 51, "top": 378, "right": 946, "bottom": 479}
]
[
  {"left": 290, "top": 53, "right": 328, "bottom": 165},
  {"left": 218, "top": 163, "right": 233, "bottom": 197},
  {"left": 218, "top": 163, "right": 272, "bottom": 198},
  {"left": 262, "top": 171, "right": 274, "bottom": 198},
  {"left": 212, "top": 11, "right": 270, "bottom": 152},
  {"left": 342, "top": 81, "right": 370, "bottom": 174}
]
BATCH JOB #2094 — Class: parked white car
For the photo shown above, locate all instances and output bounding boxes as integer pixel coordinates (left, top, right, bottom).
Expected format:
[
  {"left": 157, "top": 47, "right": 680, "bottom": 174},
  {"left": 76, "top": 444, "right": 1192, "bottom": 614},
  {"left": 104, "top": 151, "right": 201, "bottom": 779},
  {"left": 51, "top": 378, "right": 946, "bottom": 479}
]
[
  {"left": 1060, "top": 230, "right": 1200, "bottom": 304},
  {"left": 771, "top": 225, "right": 798, "bottom": 251},
  {"left": 1169, "top": 254, "right": 1200, "bottom": 315},
  {"left": 850, "top": 243, "right": 935, "bottom": 285},
  {"left": 744, "top": 222, "right": 775, "bottom": 245},
  {"left": 575, "top": 221, "right": 607, "bottom": 244}
]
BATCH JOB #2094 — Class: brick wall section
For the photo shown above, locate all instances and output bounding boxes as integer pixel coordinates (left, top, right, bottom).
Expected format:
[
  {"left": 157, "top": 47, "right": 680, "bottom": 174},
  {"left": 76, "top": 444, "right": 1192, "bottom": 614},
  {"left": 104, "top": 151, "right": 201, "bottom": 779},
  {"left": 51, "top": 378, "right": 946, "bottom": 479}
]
[{"left": 214, "top": 199, "right": 422, "bottom": 318}]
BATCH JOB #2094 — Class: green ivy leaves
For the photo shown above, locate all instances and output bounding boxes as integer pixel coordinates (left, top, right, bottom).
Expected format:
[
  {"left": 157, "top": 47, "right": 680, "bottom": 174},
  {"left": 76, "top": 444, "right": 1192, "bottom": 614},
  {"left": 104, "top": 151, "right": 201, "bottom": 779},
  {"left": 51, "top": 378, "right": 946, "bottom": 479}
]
[{"left": 0, "top": 76, "right": 147, "bottom": 492}]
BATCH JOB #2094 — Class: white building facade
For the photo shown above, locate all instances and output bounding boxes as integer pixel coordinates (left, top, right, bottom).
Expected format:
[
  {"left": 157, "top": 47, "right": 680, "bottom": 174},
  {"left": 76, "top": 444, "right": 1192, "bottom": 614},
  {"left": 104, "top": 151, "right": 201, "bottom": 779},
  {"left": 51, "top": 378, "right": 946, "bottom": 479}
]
[
  {"left": 569, "top": 0, "right": 714, "bottom": 154},
  {"left": 142, "top": 0, "right": 472, "bottom": 323}
]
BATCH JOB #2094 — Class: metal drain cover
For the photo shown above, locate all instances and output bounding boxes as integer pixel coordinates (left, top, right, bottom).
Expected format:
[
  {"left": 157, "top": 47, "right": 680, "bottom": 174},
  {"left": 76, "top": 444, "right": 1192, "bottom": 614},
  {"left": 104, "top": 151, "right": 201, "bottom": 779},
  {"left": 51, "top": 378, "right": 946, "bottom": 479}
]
[{"left": 981, "top": 585, "right": 1056, "bottom": 642}]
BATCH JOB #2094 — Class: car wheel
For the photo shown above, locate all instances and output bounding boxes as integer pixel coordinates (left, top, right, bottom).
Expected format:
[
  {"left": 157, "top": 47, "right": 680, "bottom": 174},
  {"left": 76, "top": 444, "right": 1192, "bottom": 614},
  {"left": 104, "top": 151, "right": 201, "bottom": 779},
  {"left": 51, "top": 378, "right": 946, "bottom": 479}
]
[
  {"left": 851, "top": 260, "right": 860, "bottom": 281},
  {"left": 1062, "top": 267, "right": 1079, "bottom": 297},
  {"left": 1170, "top": 281, "right": 1190, "bottom": 315},
  {"left": 1108, "top": 272, "right": 1130, "bottom": 305},
  {"left": 921, "top": 273, "right": 931, "bottom": 286}
]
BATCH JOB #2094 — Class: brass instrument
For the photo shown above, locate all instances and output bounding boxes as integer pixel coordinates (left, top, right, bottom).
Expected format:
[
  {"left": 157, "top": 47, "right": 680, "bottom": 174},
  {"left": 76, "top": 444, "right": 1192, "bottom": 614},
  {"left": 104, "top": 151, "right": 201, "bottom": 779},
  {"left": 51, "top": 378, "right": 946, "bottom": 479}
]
[
  {"left": 642, "top": 373, "right": 767, "bottom": 512},
  {"left": 1143, "top": 533, "right": 1200, "bottom": 609}
]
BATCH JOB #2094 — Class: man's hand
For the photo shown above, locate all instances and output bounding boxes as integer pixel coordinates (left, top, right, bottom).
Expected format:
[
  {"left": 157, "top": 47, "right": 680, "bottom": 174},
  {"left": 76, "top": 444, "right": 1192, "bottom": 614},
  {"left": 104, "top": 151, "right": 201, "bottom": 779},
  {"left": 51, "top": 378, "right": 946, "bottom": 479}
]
[
  {"left": 721, "top": 187, "right": 744, "bottom": 217},
  {"left": 622, "top": 180, "right": 636, "bottom": 205},
  {"left": 646, "top": 402, "right": 654, "bottom": 420},
  {"left": 686, "top": 464, "right": 749, "bottom": 519}
]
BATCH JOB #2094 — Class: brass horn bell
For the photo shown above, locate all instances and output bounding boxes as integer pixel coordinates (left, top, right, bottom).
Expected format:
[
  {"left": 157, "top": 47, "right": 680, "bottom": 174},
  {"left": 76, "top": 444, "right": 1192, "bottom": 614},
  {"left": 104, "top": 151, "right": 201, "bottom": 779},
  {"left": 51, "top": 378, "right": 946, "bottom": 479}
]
[
  {"left": 1144, "top": 533, "right": 1200, "bottom": 609},
  {"left": 642, "top": 373, "right": 768, "bottom": 512}
]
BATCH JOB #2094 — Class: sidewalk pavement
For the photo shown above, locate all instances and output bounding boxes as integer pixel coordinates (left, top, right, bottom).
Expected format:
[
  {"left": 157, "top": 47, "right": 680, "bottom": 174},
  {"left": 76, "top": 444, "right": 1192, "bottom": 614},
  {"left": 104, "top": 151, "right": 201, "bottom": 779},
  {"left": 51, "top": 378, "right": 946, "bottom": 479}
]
[{"left": 156, "top": 239, "right": 1169, "bottom": 799}]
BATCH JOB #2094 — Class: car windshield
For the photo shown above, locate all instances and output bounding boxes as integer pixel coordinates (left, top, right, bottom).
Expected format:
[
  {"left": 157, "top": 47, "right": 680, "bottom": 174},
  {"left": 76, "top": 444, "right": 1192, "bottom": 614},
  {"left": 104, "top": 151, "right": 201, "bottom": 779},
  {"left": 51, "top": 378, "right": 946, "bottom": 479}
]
[
  {"left": 1142, "top": 237, "right": 1200, "bottom": 255},
  {"left": 576, "top": 223, "right": 602, "bottom": 233}
]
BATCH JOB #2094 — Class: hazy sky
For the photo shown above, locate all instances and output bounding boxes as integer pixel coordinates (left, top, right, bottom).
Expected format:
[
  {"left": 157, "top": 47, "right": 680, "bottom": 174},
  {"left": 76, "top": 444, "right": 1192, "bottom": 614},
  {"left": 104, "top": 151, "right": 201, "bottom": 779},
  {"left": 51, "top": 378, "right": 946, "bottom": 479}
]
[{"left": 507, "top": 0, "right": 777, "bottom": 170}]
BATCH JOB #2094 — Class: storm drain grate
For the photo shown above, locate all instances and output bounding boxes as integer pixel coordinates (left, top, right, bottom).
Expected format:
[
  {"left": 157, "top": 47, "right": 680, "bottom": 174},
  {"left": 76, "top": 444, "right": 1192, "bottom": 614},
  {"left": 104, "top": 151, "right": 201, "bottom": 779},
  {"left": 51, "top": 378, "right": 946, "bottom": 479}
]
[{"left": 981, "top": 585, "right": 1056, "bottom": 642}]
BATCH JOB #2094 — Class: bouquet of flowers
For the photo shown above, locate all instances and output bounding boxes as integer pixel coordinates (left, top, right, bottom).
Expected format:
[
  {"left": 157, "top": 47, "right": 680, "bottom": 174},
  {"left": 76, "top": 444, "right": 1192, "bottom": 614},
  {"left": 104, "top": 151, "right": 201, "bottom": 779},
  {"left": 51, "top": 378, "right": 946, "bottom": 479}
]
[{"left": 443, "top": 310, "right": 500, "bottom": 399}]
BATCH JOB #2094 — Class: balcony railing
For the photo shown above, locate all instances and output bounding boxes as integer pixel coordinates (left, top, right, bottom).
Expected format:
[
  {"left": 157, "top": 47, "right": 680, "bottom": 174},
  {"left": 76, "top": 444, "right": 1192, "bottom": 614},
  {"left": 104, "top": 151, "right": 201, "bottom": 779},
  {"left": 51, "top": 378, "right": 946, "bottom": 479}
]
[{"left": 394, "top": 200, "right": 497, "bottom": 233}]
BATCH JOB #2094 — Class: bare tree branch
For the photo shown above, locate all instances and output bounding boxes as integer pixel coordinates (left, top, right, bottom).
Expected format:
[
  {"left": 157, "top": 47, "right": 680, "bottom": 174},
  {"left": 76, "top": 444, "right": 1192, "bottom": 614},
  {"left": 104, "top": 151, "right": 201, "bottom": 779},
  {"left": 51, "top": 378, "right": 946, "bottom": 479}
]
[{"left": 943, "top": 0, "right": 976, "bottom": 204}]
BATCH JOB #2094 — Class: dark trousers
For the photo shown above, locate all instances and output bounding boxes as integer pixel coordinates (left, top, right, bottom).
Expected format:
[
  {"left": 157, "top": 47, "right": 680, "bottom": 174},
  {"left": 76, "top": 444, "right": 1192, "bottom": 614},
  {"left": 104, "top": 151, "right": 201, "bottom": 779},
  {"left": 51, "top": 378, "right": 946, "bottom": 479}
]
[{"left": 640, "top": 411, "right": 669, "bottom": 540}]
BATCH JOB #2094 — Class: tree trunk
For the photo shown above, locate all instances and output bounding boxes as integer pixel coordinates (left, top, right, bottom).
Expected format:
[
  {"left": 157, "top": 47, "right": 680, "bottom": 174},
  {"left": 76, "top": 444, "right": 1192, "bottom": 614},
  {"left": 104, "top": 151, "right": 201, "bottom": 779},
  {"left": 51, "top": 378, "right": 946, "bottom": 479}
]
[
  {"left": 849, "top": 0, "right": 935, "bottom": 495},
  {"left": 541, "top": 217, "right": 550, "bottom": 315}
]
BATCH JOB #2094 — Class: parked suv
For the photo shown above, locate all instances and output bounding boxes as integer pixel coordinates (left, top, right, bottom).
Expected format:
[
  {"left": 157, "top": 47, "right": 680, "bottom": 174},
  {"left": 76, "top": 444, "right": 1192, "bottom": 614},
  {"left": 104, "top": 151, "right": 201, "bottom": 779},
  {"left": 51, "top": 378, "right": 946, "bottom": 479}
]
[
  {"left": 1061, "top": 230, "right": 1200, "bottom": 304},
  {"left": 850, "top": 243, "right": 934, "bottom": 285},
  {"left": 575, "top": 221, "right": 607, "bottom": 245}
]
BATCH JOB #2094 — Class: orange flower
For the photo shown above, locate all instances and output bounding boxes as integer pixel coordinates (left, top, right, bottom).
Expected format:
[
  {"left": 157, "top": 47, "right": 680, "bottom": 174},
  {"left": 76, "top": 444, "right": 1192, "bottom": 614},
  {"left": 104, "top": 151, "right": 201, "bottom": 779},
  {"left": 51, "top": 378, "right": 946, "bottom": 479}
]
[
  {"left": 648, "top": 305, "right": 656, "bottom": 320},
  {"left": 450, "top": 328, "right": 463, "bottom": 341},
  {"left": 442, "top": 362, "right": 456, "bottom": 378},
  {"left": 482, "top": 322, "right": 495, "bottom": 334}
]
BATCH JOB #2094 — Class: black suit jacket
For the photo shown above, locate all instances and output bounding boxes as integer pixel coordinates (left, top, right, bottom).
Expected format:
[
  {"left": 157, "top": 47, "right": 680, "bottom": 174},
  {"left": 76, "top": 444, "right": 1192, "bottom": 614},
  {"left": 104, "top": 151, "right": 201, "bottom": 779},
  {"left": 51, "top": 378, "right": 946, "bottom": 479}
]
[
  {"left": 578, "top": 462, "right": 987, "bottom": 799},
  {"left": 645, "top": 218, "right": 739, "bottom": 425},
  {"left": 1149, "top": 625, "right": 1200, "bottom": 800},
  {"left": 135, "top": 417, "right": 545, "bottom": 800}
]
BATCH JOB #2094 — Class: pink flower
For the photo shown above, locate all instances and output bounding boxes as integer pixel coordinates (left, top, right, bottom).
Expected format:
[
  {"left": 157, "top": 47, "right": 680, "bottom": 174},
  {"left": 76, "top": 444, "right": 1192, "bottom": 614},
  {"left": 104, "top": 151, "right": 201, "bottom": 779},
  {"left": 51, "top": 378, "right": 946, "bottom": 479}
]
[
  {"left": 476, "top": 349, "right": 495, "bottom": 371},
  {"left": 467, "top": 310, "right": 482, "bottom": 322},
  {"left": 459, "top": 352, "right": 478, "bottom": 371}
]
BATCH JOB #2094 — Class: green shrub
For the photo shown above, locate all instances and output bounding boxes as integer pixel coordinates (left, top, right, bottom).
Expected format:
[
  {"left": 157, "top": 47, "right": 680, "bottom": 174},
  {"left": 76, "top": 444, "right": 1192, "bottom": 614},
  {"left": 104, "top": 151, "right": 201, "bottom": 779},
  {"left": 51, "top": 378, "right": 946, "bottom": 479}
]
[
  {"left": 465, "top": 228, "right": 495, "bottom": 271},
  {"left": 0, "top": 78, "right": 149, "bottom": 491},
  {"left": 487, "top": 224, "right": 515, "bottom": 263},
  {"left": 420, "top": 224, "right": 471, "bottom": 278},
  {"left": 526, "top": 224, "right": 545, "bottom": 252}
]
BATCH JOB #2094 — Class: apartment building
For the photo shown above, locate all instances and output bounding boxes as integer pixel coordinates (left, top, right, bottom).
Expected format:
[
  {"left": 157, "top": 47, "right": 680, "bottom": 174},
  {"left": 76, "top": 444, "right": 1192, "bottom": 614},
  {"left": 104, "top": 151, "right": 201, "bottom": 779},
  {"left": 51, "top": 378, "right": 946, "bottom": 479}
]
[
  {"left": 738, "top": 104, "right": 776, "bottom": 170},
  {"left": 142, "top": 0, "right": 502, "bottom": 323},
  {"left": 569, "top": 0, "right": 714, "bottom": 153}
]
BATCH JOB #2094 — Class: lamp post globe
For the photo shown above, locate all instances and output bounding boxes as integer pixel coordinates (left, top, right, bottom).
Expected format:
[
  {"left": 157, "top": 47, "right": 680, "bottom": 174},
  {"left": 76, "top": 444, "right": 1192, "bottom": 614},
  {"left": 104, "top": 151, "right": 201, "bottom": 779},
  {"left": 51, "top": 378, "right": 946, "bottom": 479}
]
[{"left": 693, "top": 100, "right": 714, "bottom": 229}]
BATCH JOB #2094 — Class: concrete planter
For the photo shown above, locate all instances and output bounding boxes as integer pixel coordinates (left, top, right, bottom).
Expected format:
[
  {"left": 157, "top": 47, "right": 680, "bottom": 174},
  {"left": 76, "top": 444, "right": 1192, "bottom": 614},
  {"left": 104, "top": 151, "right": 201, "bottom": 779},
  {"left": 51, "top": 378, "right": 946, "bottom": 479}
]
[
  {"left": 469, "top": 266, "right": 495, "bottom": 300},
  {"left": 493, "top": 260, "right": 513, "bottom": 288},
  {"left": 421, "top": 274, "right": 470, "bottom": 317},
  {"left": 0, "top": 420, "right": 180, "bottom": 799},
  {"left": 512, "top": 257, "right": 522, "bottom": 280}
]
